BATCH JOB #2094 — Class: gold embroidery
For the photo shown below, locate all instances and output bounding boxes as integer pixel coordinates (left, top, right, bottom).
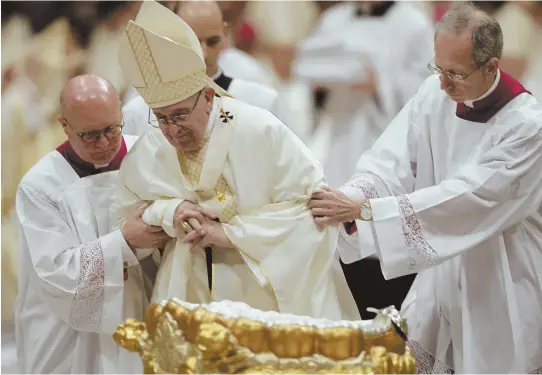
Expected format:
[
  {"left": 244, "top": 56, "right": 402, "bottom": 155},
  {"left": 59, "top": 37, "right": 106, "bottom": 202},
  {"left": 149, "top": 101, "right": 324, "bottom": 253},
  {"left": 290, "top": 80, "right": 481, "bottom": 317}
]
[
  {"left": 125, "top": 22, "right": 207, "bottom": 103},
  {"left": 178, "top": 138, "right": 237, "bottom": 223}
]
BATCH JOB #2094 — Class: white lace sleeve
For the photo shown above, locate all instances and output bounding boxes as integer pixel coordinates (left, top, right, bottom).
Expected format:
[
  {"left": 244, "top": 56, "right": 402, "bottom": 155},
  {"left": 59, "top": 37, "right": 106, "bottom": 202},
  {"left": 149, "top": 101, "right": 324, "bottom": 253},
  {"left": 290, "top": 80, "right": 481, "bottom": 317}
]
[
  {"left": 337, "top": 179, "right": 382, "bottom": 261},
  {"left": 396, "top": 195, "right": 438, "bottom": 272},
  {"left": 407, "top": 341, "right": 454, "bottom": 374},
  {"left": 339, "top": 179, "right": 380, "bottom": 247},
  {"left": 68, "top": 239, "right": 105, "bottom": 332}
]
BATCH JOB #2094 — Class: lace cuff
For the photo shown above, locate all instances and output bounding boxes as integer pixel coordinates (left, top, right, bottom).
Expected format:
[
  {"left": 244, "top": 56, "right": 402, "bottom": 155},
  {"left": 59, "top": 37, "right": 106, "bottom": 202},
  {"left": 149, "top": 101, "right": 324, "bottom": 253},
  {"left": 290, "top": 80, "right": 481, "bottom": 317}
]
[
  {"left": 396, "top": 195, "right": 438, "bottom": 272},
  {"left": 341, "top": 179, "right": 379, "bottom": 200},
  {"left": 68, "top": 239, "right": 104, "bottom": 332},
  {"left": 340, "top": 179, "right": 380, "bottom": 238},
  {"left": 407, "top": 340, "right": 454, "bottom": 374}
]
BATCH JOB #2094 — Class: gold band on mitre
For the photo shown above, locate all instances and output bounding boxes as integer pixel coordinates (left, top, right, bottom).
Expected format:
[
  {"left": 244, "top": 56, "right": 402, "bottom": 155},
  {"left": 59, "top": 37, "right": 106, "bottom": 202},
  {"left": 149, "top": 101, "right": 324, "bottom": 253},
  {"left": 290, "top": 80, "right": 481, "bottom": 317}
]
[{"left": 119, "top": 0, "right": 232, "bottom": 109}]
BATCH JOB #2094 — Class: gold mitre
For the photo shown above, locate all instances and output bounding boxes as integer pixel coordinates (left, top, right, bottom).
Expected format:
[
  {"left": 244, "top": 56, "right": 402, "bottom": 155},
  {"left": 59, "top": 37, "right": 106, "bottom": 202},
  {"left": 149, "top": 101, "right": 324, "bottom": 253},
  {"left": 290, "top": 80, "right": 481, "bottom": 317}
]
[{"left": 119, "top": 0, "right": 231, "bottom": 109}]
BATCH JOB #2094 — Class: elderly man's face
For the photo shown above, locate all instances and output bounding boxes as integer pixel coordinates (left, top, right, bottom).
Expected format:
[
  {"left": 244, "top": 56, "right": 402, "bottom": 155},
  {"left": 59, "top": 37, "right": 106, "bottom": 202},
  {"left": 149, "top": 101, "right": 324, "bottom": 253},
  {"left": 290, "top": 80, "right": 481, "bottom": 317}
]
[
  {"left": 152, "top": 88, "right": 214, "bottom": 152},
  {"left": 60, "top": 99, "right": 123, "bottom": 165},
  {"left": 434, "top": 31, "right": 499, "bottom": 103}
]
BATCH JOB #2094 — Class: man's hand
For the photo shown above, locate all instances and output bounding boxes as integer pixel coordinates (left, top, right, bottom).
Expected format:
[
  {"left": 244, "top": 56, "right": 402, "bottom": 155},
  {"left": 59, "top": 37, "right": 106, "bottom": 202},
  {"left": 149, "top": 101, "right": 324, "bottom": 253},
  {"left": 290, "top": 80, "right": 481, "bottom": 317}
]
[
  {"left": 308, "top": 186, "right": 361, "bottom": 226},
  {"left": 173, "top": 201, "right": 217, "bottom": 236},
  {"left": 121, "top": 206, "right": 171, "bottom": 250},
  {"left": 182, "top": 217, "right": 234, "bottom": 253}
]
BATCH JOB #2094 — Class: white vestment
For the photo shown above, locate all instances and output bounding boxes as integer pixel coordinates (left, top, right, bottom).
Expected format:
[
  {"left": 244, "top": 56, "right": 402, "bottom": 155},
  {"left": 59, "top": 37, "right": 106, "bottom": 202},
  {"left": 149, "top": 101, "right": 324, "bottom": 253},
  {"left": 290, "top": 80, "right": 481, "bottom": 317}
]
[
  {"left": 219, "top": 45, "right": 312, "bottom": 142},
  {"left": 15, "top": 136, "right": 147, "bottom": 374},
  {"left": 115, "top": 97, "right": 359, "bottom": 321},
  {"left": 293, "top": 2, "right": 433, "bottom": 187},
  {"left": 121, "top": 78, "right": 279, "bottom": 136},
  {"left": 338, "top": 74, "right": 542, "bottom": 373},
  {"left": 219, "top": 47, "right": 276, "bottom": 88}
]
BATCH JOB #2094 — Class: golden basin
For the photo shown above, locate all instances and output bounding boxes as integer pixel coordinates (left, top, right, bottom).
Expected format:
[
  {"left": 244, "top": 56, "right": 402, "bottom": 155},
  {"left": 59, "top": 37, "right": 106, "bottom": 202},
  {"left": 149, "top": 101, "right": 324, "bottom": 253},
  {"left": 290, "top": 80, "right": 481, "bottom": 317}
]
[{"left": 113, "top": 299, "right": 415, "bottom": 374}]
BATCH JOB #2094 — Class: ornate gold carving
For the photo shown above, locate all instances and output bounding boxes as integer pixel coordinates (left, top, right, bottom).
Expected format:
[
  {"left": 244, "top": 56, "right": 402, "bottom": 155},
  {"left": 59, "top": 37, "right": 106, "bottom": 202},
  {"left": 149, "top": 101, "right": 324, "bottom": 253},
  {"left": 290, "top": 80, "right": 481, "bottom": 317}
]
[{"left": 113, "top": 300, "right": 416, "bottom": 374}]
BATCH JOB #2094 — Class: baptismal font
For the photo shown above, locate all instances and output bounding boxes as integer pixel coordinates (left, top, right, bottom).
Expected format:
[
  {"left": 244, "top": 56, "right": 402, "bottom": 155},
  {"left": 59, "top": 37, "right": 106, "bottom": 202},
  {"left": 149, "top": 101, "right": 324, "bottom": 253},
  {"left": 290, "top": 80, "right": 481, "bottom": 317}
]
[{"left": 113, "top": 299, "right": 416, "bottom": 374}]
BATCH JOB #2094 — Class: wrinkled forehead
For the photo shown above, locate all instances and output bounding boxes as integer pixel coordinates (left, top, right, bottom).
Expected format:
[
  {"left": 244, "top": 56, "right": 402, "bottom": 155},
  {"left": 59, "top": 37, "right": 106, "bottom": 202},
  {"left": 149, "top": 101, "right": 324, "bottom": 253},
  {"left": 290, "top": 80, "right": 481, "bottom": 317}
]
[
  {"left": 434, "top": 31, "right": 475, "bottom": 70},
  {"left": 64, "top": 99, "right": 123, "bottom": 132},
  {"left": 152, "top": 95, "right": 198, "bottom": 117}
]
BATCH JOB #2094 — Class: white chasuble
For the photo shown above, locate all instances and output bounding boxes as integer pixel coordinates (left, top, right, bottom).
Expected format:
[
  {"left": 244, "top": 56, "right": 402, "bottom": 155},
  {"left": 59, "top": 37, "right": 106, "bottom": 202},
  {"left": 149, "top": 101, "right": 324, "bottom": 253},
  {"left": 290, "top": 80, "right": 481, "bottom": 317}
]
[
  {"left": 15, "top": 136, "right": 147, "bottom": 374},
  {"left": 338, "top": 73, "right": 542, "bottom": 373},
  {"left": 115, "top": 97, "right": 359, "bottom": 321}
]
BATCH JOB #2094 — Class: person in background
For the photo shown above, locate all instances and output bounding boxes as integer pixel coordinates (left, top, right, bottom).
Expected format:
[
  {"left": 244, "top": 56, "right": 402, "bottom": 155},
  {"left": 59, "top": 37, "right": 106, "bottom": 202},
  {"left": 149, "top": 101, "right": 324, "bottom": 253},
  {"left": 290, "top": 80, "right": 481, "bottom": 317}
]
[
  {"left": 308, "top": 3, "right": 542, "bottom": 372},
  {"left": 519, "top": 1, "right": 542, "bottom": 101},
  {"left": 15, "top": 75, "right": 168, "bottom": 373},
  {"left": 86, "top": 1, "right": 142, "bottom": 104},
  {"left": 293, "top": 0, "right": 434, "bottom": 319},
  {"left": 494, "top": 2, "right": 538, "bottom": 80}
]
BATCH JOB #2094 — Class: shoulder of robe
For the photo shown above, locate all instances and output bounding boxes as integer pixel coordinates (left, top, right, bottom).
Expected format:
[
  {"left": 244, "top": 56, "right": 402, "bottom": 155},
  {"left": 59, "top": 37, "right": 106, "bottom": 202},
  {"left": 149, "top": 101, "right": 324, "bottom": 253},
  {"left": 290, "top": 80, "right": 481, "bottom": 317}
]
[
  {"left": 220, "top": 96, "right": 282, "bottom": 139},
  {"left": 494, "top": 95, "right": 542, "bottom": 138},
  {"left": 122, "top": 95, "right": 149, "bottom": 118},
  {"left": 229, "top": 78, "right": 278, "bottom": 110},
  {"left": 123, "top": 128, "right": 166, "bottom": 165},
  {"left": 409, "top": 75, "right": 442, "bottom": 110},
  {"left": 220, "top": 48, "right": 276, "bottom": 87},
  {"left": 123, "top": 135, "right": 139, "bottom": 151},
  {"left": 18, "top": 151, "right": 63, "bottom": 198}
]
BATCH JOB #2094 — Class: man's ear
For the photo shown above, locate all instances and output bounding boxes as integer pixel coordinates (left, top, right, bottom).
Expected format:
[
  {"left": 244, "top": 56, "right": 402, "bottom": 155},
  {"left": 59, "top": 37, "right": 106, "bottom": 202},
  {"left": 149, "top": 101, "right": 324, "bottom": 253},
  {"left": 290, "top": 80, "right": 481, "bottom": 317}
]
[
  {"left": 204, "top": 87, "right": 216, "bottom": 101},
  {"left": 58, "top": 115, "right": 69, "bottom": 136},
  {"left": 204, "top": 87, "right": 216, "bottom": 114},
  {"left": 486, "top": 57, "right": 500, "bottom": 74}
]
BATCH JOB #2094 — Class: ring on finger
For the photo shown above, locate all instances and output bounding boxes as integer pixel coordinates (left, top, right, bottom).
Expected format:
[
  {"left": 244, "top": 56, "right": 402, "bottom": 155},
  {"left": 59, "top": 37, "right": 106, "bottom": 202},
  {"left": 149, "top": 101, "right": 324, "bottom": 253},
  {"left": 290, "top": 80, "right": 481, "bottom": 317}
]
[{"left": 180, "top": 221, "right": 191, "bottom": 233}]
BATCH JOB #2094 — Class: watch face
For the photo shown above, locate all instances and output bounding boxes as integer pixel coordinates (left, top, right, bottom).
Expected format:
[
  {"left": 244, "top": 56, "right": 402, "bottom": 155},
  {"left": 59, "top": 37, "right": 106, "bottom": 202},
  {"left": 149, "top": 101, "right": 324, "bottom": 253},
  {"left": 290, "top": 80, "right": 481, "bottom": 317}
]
[{"left": 360, "top": 206, "right": 372, "bottom": 221}]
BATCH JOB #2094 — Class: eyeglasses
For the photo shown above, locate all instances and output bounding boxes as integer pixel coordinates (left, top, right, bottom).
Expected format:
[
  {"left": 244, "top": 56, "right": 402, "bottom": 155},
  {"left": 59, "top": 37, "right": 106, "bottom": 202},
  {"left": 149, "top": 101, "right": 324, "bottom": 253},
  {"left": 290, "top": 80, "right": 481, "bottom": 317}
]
[
  {"left": 427, "top": 59, "right": 484, "bottom": 82},
  {"left": 149, "top": 90, "right": 202, "bottom": 128},
  {"left": 64, "top": 118, "right": 124, "bottom": 144}
]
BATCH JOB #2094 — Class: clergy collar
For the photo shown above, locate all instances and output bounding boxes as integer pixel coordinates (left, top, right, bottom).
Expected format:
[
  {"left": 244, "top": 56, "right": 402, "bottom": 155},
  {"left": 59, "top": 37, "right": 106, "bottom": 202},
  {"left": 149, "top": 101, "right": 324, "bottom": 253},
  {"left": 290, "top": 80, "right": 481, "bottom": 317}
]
[
  {"left": 214, "top": 72, "right": 233, "bottom": 91},
  {"left": 56, "top": 137, "right": 127, "bottom": 178},
  {"left": 210, "top": 68, "right": 223, "bottom": 81},
  {"left": 455, "top": 69, "right": 531, "bottom": 123},
  {"left": 463, "top": 69, "right": 500, "bottom": 108}
]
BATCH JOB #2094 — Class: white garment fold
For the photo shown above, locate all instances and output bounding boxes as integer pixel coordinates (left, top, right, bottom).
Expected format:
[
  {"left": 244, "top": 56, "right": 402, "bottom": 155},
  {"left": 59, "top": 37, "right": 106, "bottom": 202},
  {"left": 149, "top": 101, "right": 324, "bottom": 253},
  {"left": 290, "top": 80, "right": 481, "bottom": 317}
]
[
  {"left": 15, "top": 137, "right": 147, "bottom": 374},
  {"left": 338, "top": 75, "right": 542, "bottom": 373}
]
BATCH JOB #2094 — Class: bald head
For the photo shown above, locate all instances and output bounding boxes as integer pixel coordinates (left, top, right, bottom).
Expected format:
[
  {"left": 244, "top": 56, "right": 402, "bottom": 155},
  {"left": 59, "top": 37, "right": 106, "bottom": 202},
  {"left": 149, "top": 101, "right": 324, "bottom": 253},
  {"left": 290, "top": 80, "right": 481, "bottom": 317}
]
[
  {"left": 60, "top": 74, "right": 120, "bottom": 117},
  {"left": 177, "top": 1, "right": 227, "bottom": 76},
  {"left": 58, "top": 75, "right": 124, "bottom": 165},
  {"left": 177, "top": 1, "right": 223, "bottom": 24}
]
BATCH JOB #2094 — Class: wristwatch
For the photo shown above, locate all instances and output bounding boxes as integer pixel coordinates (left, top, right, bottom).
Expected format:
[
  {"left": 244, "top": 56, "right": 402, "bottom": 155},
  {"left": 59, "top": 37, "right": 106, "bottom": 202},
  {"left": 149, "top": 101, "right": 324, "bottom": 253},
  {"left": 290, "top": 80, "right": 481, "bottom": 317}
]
[{"left": 358, "top": 199, "right": 373, "bottom": 221}]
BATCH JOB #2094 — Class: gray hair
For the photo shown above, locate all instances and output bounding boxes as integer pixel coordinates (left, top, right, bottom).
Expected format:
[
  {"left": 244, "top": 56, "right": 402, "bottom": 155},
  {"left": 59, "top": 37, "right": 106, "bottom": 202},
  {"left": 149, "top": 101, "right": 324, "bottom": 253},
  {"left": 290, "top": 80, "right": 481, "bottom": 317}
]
[{"left": 435, "top": 2, "right": 503, "bottom": 67}]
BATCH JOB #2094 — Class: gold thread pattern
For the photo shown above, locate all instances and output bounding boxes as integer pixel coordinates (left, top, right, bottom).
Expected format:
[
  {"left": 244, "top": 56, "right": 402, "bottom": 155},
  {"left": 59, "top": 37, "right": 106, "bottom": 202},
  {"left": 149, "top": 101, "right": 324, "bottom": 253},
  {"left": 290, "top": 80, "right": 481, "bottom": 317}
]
[
  {"left": 125, "top": 22, "right": 207, "bottom": 105},
  {"left": 178, "top": 111, "right": 278, "bottom": 308}
]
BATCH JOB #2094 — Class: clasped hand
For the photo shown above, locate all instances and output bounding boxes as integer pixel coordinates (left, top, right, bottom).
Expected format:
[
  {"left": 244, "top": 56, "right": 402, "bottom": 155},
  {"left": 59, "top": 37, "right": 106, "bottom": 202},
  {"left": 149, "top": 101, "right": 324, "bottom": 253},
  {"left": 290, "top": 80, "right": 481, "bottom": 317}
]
[
  {"left": 173, "top": 201, "right": 234, "bottom": 252},
  {"left": 308, "top": 186, "right": 361, "bottom": 226},
  {"left": 121, "top": 206, "right": 171, "bottom": 250}
]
